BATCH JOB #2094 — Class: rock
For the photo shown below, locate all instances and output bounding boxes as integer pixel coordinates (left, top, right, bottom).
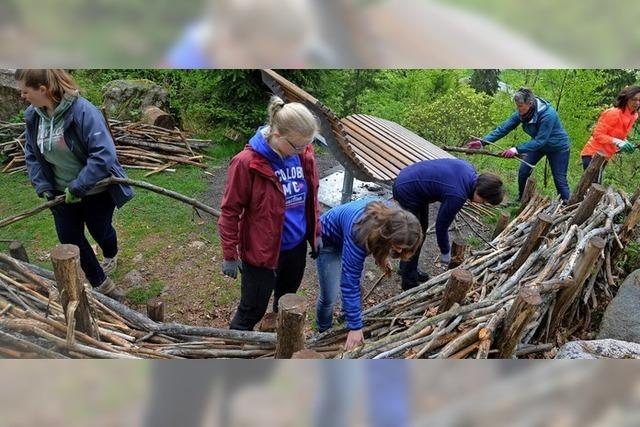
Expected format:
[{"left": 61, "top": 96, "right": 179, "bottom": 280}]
[
  {"left": 102, "top": 79, "right": 170, "bottom": 122},
  {"left": 0, "top": 69, "right": 29, "bottom": 121},
  {"left": 555, "top": 339, "right": 640, "bottom": 359},
  {"left": 597, "top": 269, "right": 640, "bottom": 343},
  {"left": 132, "top": 253, "right": 144, "bottom": 265},
  {"left": 121, "top": 269, "right": 147, "bottom": 288},
  {"left": 188, "top": 241, "right": 207, "bottom": 250},
  {"left": 365, "top": 271, "right": 376, "bottom": 282}
]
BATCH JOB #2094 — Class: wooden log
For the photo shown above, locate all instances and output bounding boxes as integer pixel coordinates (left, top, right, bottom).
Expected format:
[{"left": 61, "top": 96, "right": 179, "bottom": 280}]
[
  {"left": 50, "top": 244, "right": 100, "bottom": 342},
  {"left": 448, "top": 238, "right": 468, "bottom": 270},
  {"left": 9, "top": 241, "right": 29, "bottom": 263},
  {"left": 476, "top": 307, "right": 507, "bottom": 359},
  {"left": 141, "top": 106, "right": 176, "bottom": 130},
  {"left": 438, "top": 269, "right": 474, "bottom": 313},
  {"left": 509, "top": 213, "right": 553, "bottom": 274},
  {"left": 496, "top": 285, "right": 542, "bottom": 359},
  {"left": 492, "top": 212, "right": 510, "bottom": 239},
  {"left": 520, "top": 177, "right": 537, "bottom": 210},
  {"left": 275, "top": 294, "right": 306, "bottom": 359},
  {"left": 292, "top": 349, "right": 324, "bottom": 359},
  {"left": 0, "top": 329, "right": 68, "bottom": 359},
  {"left": 570, "top": 184, "right": 605, "bottom": 226},
  {"left": 569, "top": 152, "right": 606, "bottom": 205},
  {"left": 146, "top": 298, "right": 164, "bottom": 322},
  {"left": 613, "top": 197, "right": 640, "bottom": 262},
  {"left": 549, "top": 237, "right": 606, "bottom": 335}
]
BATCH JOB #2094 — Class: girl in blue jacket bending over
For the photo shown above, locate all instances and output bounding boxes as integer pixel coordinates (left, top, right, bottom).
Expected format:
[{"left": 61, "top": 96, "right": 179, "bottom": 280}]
[
  {"left": 316, "top": 199, "right": 422, "bottom": 350},
  {"left": 468, "top": 87, "right": 571, "bottom": 202},
  {"left": 17, "top": 69, "right": 133, "bottom": 299}
]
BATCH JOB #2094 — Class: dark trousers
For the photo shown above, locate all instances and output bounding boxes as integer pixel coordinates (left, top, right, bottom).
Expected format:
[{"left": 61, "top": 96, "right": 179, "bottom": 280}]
[
  {"left": 518, "top": 150, "right": 571, "bottom": 201},
  {"left": 50, "top": 191, "right": 117, "bottom": 286},
  {"left": 230, "top": 239, "right": 307, "bottom": 331},
  {"left": 393, "top": 187, "right": 429, "bottom": 290},
  {"left": 581, "top": 155, "right": 608, "bottom": 184}
]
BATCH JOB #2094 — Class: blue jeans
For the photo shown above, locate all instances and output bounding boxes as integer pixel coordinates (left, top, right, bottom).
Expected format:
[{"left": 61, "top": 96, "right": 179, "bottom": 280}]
[
  {"left": 50, "top": 191, "right": 117, "bottom": 286},
  {"left": 316, "top": 244, "right": 344, "bottom": 332},
  {"left": 518, "top": 149, "right": 570, "bottom": 201}
]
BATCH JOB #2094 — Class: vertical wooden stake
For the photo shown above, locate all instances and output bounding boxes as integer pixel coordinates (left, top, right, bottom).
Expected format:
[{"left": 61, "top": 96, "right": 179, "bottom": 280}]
[
  {"left": 496, "top": 285, "right": 542, "bottom": 359},
  {"left": 569, "top": 153, "right": 606, "bottom": 205},
  {"left": 570, "top": 184, "right": 605, "bottom": 226},
  {"left": 520, "top": 177, "right": 537, "bottom": 210},
  {"left": 50, "top": 244, "right": 100, "bottom": 342},
  {"left": 492, "top": 212, "right": 510, "bottom": 239},
  {"left": 510, "top": 213, "right": 553, "bottom": 274},
  {"left": 292, "top": 349, "right": 324, "bottom": 359},
  {"left": 438, "top": 269, "right": 474, "bottom": 313},
  {"left": 146, "top": 297, "right": 165, "bottom": 322},
  {"left": 275, "top": 294, "right": 306, "bottom": 359},
  {"left": 9, "top": 241, "right": 29, "bottom": 263},
  {"left": 448, "top": 238, "right": 468, "bottom": 270}
]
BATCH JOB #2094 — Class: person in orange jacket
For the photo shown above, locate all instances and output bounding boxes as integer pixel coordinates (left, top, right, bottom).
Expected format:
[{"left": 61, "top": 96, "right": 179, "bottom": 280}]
[{"left": 581, "top": 85, "right": 640, "bottom": 183}]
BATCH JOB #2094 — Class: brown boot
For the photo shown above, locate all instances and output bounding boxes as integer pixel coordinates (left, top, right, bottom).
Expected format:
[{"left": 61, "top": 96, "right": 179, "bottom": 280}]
[{"left": 95, "top": 277, "right": 126, "bottom": 302}]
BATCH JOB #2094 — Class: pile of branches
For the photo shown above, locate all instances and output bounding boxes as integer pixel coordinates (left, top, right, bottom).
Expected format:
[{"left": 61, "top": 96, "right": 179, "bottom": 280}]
[
  {"left": 0, "top": 120, "right": 213, "bottom": 176},
  {"left": 308, "top": 178, "right": 640, "bottom": 359},
  {"left": 0, "top": 253, "right": 277, "bottom": 359}
]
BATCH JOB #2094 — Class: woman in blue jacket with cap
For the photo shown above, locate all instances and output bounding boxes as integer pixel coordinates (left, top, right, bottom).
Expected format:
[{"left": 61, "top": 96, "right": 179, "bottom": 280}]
[
  {"left": 17, "top": 69, "right": 133, "bottom": 298},
  {"left": 468, "top": 87, "right": 571, "bottom": 202}
]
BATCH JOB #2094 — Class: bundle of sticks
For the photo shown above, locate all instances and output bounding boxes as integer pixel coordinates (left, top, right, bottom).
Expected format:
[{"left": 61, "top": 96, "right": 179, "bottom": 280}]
[
  {"left": 0, "top": 253, "right": 279, "bottom": 359},
  {"left": 0, "top": 120, "right": 213, "bottom": 176},
  {"left": 308, "top": 178, "right": 640, "bottom": 359}
]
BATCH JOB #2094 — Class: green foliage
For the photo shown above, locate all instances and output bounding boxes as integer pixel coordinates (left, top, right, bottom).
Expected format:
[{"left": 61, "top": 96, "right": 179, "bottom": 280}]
[
  {"left": 469, "top": 69, "right": 500, "bottom": 96},
  {"left": 404, "top": 85, "right": 494, "bottom": 146},
  {"left": 126, "top": 279, "right": 164, "bottom": 305}
]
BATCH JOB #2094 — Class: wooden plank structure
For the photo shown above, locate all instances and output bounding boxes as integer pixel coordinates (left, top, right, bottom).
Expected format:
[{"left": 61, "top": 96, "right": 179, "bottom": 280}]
[{"left": 261, "top": 70, "right": 453, "bottom": 201}]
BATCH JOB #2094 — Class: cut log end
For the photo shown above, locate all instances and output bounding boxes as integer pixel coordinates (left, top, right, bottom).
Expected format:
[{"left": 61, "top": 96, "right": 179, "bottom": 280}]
[
  {"left": 292, "top": 349, "right": 324, "bottom": 359},
  {"left": 50, "top": 244, "right": 80, "bottom": 261}
]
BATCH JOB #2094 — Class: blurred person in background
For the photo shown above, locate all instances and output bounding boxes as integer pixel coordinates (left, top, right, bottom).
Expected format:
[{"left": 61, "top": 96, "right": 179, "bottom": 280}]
[
  {"left": 580, "top": 85, "right": 640, "bottom": 183},
  {"left": 165, "top": 0, "right": 333, "bottom": 67},
  {"left": 314, "top": 361, "right": 410, "bottom": 427},
  {"left": 468, "top": 87, "right": 571, "bottom": 202},
  {"left": 17, "top": 69, "right": 132, "bottom": 299},
  {"left": 316, "top": 199, "right": 422, "bottom": 350},
  {"left": 218, "top": 95, "right": 322, "bottom": 331},
  {"left": 392, "top": 159, "right": 505, "bottom": 291}
]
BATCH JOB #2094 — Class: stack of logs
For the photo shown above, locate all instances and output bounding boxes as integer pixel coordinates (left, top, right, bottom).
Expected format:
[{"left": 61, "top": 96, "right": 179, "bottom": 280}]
[
  {"left": 0, "top": 119, "right": 212, "bottom": 176},
  {"left": 309, "top": 154, "right": 640, "bottom": 358}
]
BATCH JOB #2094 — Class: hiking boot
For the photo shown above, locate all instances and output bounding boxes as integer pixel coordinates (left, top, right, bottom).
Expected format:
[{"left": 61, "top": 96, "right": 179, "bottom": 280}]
[
  {"left": 416, "top": 270, "right": 430, "bottom": 283},
  {"left": 101, "top": 255, "right": 118, "bottom": 275},
  {"left": 400, "top": 279, "right": 419, "bottom": 292},
  {"left": 94, "top": 277, "right": 126, "bottom": 302}
]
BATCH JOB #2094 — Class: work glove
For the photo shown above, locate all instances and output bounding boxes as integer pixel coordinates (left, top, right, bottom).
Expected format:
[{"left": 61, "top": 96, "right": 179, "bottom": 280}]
[
  {"left": 501, "top": 147, "right": 518, "bottom": 158},
  {"left": 64, "top": 187, "right": 82, "bottom": 204},
  {"left": 40, "top": 190, "right": 55, "bottom": 201},
  {"left": 440, "top": 252, "right": 451, "bottom": 265},
  {"left": 222, "top": 259, "right": 241, "bottom": 279},
  {"left": 310, "top": 237, "right": 323, "bottom": 260},
  {"left": 466, "top": 139, "right": 483, "bottom": 150},
  {"left": 614, "top": 139, "right": 635, "bottom": 154}
]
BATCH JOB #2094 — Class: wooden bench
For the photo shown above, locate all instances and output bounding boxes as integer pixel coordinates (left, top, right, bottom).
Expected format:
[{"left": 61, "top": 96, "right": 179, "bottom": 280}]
[{"left": 261, "top": 69, "right": 453, "bottom": 202}]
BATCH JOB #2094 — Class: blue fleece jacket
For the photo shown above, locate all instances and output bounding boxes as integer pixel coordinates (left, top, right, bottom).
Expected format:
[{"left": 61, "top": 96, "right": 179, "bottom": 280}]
[
  {"left": 319, "top": 198, "right": 373, "bottom": 330},
  {"left": 483, "top": 97, "right": 570, "bottom": 153},
  {"left": 250, "top": 127, "right": 307, "bottom": 251},
  {"left": 393, "top": 159, "right": 477, "bottom": 255}
]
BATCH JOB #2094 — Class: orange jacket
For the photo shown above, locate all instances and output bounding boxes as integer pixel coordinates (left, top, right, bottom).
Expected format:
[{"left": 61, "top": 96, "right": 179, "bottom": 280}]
[{"left": 581, "top": 107, "right": 638, "bottom": 159}]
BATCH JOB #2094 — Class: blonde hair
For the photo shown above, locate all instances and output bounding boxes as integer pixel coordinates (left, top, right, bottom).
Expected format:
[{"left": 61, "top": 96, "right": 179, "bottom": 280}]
[
  {"left": 353, "top": 201, "right": 423, "bottom": 276},
  {"left": 267, "top": 95, "right": 319, "bottom": 139},
  {"left": 15, "top": 69, "right": 79, "bottom": 103}
]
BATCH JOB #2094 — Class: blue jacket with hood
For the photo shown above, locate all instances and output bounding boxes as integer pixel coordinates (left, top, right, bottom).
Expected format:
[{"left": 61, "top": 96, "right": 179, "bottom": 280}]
[
  {"left": 483, "top": 97, "right": 570, "bottom": 153},
  {"left": 24, "top": 96, "right": 133, "bottom": 208}
]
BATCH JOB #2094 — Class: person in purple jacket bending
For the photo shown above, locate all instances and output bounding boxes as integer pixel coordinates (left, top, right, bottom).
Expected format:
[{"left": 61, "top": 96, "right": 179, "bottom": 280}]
[{"left": 393, "top": 158, "right": 505, "bottom": 291}]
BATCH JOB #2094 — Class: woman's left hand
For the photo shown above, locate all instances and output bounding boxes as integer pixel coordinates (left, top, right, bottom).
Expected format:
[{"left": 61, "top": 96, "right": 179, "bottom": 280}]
[{"left": 345, "top": 329, "right": 365, "bottom": 351}]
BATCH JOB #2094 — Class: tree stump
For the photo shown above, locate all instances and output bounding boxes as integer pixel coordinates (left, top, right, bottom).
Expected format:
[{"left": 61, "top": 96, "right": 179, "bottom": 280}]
[
  {"left": 9, "top": 241, "right": 29, "bottom": 263},
  {"left": 492, "top": 211, "right": 510, "bottom": 239},
  {"left": 569, "top": 152, "right": 606, "bottom": 205},
  {"left": 275, "top": 294, "right": 306, "bottom": 359},
  {"left": 292, "top": 349, "right": 324, "bottom": 359},
  {"left": 438, "top": 269, "right": 474, "bottom": 313},
  {"left": 510, "top": 213, "right": 553, "bottom": 274},
  {"left": 141, "top": 106, "right": 175, "bottom": 129},
  {"left": 50, "top": 244, "right": 100, "bottom": 343},
  {"left": 448, "top": 238, "right": 468, "bottom": 270},
  {"left": 496, "top": 285, "right": 542, "bottom": 358},
  {"left": 146, "top": 298, "right": 164, "bottom": 322},
  {"left": 570, "top": 183, "right": 605, "bottom": 226}
]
